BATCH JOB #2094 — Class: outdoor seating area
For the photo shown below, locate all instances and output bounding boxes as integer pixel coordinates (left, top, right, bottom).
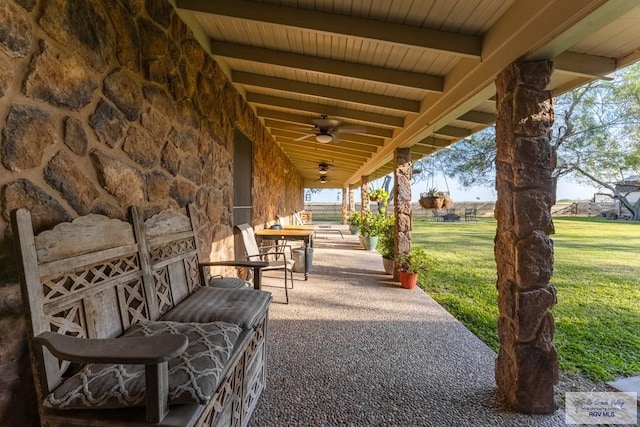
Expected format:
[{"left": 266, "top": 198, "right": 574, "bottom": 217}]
[{"left": 248, "top": 230, "right": 567, "bottom": 426}]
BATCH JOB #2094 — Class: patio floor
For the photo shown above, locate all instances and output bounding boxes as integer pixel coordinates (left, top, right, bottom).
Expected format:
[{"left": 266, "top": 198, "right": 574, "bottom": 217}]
[{"left": 248, "top": 226, "right": 567, "bottom": 426}]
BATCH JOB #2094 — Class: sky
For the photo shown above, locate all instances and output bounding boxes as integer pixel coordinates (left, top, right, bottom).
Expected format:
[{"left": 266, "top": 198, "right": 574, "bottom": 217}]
[{"left": 305, "top": 174, "right": 602, "bottom": 203}]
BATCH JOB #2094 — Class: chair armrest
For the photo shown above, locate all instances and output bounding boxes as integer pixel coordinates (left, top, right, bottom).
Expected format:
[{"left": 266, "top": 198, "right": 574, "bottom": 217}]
[
  {"left": 199, "top": 260, "right": 268, "bottom": 290},
  {"left": 34, "top": 331, "right": 188, "bottom": 365}
]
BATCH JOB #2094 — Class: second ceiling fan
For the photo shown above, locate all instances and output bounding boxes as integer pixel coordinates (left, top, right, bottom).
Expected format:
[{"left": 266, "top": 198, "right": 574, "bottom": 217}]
[{"left": 295, "top": 115, "right": 366, "bottom": 143}]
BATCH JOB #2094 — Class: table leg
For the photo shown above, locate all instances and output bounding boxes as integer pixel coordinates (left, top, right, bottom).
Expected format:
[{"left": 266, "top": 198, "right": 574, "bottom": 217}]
[{"left": 304, "top": 237, "right": 309, "bottom": 280}]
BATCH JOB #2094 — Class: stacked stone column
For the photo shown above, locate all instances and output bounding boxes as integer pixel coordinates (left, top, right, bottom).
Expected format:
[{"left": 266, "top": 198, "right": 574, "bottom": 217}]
[
  {"left": 348, "top": 187, "right": 356, "bottom": 213},
  {"left": 494, "top": 60, "right": 558, "bottom": 414},
  {"left": 394, "top": 148, "right": 412, "bottom": 280},
  {"left": 360, "top": 175, "right": 370, "bottom": 213}
]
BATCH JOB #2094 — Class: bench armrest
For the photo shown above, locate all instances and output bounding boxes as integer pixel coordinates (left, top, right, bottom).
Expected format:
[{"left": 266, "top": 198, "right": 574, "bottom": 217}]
[
  {"left": 199, "top": 260, "right": 268, "bottom": 290},
  {"left": 34, "top": 331, "right": 188, "bottom": 365}
]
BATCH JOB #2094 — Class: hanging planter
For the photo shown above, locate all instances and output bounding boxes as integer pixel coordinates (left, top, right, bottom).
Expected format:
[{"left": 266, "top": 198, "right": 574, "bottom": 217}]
[{"left": 419, "top": 194, "right": 444, "bottom": 209}]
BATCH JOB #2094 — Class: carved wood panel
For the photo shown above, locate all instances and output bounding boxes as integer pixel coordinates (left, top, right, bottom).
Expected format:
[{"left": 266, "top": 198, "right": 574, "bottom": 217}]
[{"left": 152, "top": 266, "right": 174, "bottom": 316}]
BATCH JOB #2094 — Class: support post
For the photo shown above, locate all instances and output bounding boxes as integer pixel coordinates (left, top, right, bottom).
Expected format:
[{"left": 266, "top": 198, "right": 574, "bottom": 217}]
[
  {"left": 348, "top": 187, "right": 356, "bottom": 214},
  {"left": 494, "top": 60, "right": 558, "bottom": 414},
  {"left": 394, "top": 148, "right": 412, "bottom": 281},
  {"left": 361, "top": 176, "right": 370, "bottom": 213},
  {"left": 341, "top": 187, "right": 348, "bottom": 224}
]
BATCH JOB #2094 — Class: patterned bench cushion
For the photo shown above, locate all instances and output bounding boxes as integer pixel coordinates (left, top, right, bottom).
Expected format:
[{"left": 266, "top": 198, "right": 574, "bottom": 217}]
[
  {"left": 162, "top": 287, "right": 272, "bottom": 329},
  {"left": 44, "top": 321, "right": 241, "bottom": 409}
]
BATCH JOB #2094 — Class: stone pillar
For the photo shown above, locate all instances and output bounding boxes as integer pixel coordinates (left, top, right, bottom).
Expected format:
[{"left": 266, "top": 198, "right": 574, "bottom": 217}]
[
  {"left": 341, "top": 187, "right": 348, "bottom": 224},
  {"left": 494, "top": 60, "right": 558, "bottom": 414},
  {"left": 394, "top": 148, "right": 412, "bottom": 280},
  {"left": 348, "top": 187, "right": 356, "bottom": 213},
  {"left": 360, "top": 175, "right": 370, "bottom": 213}
]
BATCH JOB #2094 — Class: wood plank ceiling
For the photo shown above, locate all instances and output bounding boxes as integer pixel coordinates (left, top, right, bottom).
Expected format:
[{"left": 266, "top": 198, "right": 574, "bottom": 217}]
[{"left": 173, "top": 0, "right": 640, "bottom": 188}]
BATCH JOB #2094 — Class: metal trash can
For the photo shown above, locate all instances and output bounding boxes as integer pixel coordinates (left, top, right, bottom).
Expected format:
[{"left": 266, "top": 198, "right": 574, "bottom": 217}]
[{"left": 292, "top": 247, "right": 313, "bottom": 273}]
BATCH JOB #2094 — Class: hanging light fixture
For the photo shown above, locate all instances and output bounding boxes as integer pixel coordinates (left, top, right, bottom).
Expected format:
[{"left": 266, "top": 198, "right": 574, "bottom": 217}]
[
  {"left": 319, "top": 176, "right": 328, "bottom": 184},
  {"left": 315, "top": 133, "right": 333, "bottom": 143},
  {"left": 318, "top": 162, "right": 329, "bottom": 175}
]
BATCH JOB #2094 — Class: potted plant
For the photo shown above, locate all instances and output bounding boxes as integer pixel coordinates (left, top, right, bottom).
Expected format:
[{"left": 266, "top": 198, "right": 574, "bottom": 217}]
[
  {"left": 347, "top": 211, "right": 363, "bottom": 235},
  {"left": 359, "top": 211, "right": 387, "bottom": 251},
  {"left": 419, "top": 188, "right": 453, "bottom": 210},
  {"left": 369, "top": 188, "right": 390, "bottom": 213},
  {"left": 397, "top": 247, "right": 430, "bottom": 289},
  {"left": 376, "top": 215, "right": 395, "bottom": 274}
]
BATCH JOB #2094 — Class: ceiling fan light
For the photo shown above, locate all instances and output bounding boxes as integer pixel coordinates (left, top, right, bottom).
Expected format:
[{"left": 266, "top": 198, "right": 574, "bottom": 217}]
[
  {"left": 318, "top": 169, "right": 328, "bottom": 175},
  {"left": 319, "top": 176, "right": 328, "bottom": 184},
  {"left": 315, "top": 134, "right": 333, "bottom": 143}
]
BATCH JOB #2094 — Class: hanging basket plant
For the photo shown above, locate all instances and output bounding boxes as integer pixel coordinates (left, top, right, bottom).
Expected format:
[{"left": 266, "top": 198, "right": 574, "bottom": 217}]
[{"left": 419, "top": 188, "right": 452, "bottom": 210}]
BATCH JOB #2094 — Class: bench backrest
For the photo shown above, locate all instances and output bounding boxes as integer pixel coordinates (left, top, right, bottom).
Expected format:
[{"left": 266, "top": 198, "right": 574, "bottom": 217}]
[
  {"left": 12, "top": 209, "right": 152, "bottom": 395},
  {"left": 131, "top": 205, "right": 204, "bottom": 317},
  {"left": 11, "top": 205, "right": 208, "bottom": 398}
]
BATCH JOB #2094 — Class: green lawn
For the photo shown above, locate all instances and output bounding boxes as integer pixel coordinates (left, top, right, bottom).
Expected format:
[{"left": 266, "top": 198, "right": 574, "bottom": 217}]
[{"left": 413, "top": 216, "right": 640, "bottom": 382}]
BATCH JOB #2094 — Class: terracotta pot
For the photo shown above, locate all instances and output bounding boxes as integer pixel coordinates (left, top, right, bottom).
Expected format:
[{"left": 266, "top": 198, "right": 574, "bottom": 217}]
[{"left": 399, "top": 271, "right": 418, "bottom": 289}]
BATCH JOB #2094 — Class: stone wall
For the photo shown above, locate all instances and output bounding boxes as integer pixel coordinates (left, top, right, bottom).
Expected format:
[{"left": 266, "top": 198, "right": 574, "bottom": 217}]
[{"left": 0, "top": 0, "right": 302, "bottom": 424}]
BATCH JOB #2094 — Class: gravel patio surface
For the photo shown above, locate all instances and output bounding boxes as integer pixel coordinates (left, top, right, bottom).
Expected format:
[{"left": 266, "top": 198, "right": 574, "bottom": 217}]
[{"left": 249, "top": 228, "right": 567, "bottom": 427}]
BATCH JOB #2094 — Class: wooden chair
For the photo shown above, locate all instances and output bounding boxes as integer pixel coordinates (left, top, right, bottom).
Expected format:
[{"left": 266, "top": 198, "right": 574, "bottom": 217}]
[{"left": 236, "top": 224, "right": 295, "bottom": 303}]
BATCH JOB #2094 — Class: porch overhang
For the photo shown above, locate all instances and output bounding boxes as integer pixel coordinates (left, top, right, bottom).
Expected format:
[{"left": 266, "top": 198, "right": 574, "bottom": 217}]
[{"left": 173, "top": 0, "right": 640, "bottom": 188}]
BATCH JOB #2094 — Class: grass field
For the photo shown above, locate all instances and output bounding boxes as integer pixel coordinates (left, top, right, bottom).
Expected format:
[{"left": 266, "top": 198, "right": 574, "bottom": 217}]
[{"left": 412, "top": 216, "right": 640, "bottom": 383}]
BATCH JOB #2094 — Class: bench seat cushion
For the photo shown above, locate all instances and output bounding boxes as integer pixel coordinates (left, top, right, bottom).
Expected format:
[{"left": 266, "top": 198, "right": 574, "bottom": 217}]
[
  {"left": 44, "top": 321, "right": 241, "bottom": 410},
  {"left": 161, "top": 287, "right": 272, "bottom": 329}
]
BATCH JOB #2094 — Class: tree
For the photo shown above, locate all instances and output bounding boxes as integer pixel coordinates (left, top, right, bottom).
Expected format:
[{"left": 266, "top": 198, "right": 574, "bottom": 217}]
[{"left": 415, "top": 64, "right": 640, "bottom": 220}]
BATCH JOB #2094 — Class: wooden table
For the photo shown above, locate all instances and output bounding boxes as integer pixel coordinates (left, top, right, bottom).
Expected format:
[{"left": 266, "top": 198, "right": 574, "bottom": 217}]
[{"left": 254, "top": 228, "right": 315, "bottom": 280}]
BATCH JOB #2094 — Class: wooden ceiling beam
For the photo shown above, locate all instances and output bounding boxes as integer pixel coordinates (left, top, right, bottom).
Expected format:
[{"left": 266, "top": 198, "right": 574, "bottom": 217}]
[
  {"left": 248, "top": 93, "right": 404, "bottom": 127},
  {"left": 554, "top": 51, "right": 616, "bottom": 79},
  {"left": 210, "top": 41, "right": 444, "bottom": 92},
  {"left": 278, "top": 140, "right": 372, "bottom": 161},
  {"left": 176, "top": 0, "right": 482, "bottom": 58},
  {"left": 233, "top": 71, "right": 421, "bottom": 113},
  {"left": 434, "top": 126, "right": 471, "bottom": 139},
  {"left": 457, "top": 111, "right": 497, "bottom": 125}
]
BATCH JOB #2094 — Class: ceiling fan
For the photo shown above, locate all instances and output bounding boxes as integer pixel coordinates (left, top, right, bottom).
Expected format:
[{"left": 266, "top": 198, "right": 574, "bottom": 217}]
[{"left": 294, "top": 115, "right": 366, "bottom": 143}]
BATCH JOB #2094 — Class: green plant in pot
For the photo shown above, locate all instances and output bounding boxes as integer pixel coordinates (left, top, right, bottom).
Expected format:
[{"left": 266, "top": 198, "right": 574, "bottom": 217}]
[
  {"left": 397, "top": 247, "right": 430, "bottom": 289},
  {"left": 376, "top": 215, "right": 395, "bottom": 274},
  {"left": 347, "top": 211, "right": 363, "bottom": 235},
  {"left": 369, "top": 188, "right": 390, "bottom": 213},
  {"left": 359, "top": 211, "right": 387, "bottom": 251}
]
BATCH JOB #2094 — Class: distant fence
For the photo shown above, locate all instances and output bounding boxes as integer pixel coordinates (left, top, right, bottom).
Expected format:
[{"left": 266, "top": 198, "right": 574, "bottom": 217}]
[{"left": 304, "top": 201, "right": 623, "bottom": 221}]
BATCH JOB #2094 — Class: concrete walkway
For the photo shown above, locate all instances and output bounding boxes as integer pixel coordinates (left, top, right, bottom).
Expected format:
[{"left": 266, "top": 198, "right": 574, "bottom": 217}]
[{"left": 249, "top": 228, "right": 567, "bottom": 426}]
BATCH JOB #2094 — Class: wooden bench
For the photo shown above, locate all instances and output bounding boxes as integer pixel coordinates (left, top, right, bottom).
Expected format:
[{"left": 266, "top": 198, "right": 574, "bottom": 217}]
[{"left": 11, "top": 204, "right": 272, "bottom": 426}]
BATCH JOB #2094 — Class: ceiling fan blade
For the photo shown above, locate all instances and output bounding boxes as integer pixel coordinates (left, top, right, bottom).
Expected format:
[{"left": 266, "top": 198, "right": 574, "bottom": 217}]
[
  {"left": 335, "top": 125, "right": 366, "bottom": 134},
  {"left": 294, "top": 133, "right": 315, "bottom": 141},
  {"left": 313, "top": 118, "right": 341, "bottom": 128}
]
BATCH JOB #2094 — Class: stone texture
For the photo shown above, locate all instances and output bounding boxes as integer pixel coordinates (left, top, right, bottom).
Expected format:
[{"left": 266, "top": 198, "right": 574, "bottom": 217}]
[
  {"left": 0, "top": 1, "right": 31, "bottom": 58},
  {"left": 104, "top": 68, "right": 143, "bottom": 121},
  {"left": 90, "top": 201, "right": 126, "bottom": 220},
  {"left": 146, "top": 171, "right": 172, "bottom": 203},
  {"left": 180, "top": 154, "right": 202, "bottom": 185},
  {"left": 44, "top": 150, "right": 100, "bottom": 215},
  {"left": 161, "top": 141, "right": 181, "bottom": 176},
  {"left": 144, "top": 59, "right": 168, "bottom": 84},
  {"left": 494, "top": 60, "right": 557, "bottom": 414},
  {"left": 169, "top": 128, "right": 198, "bottom": 154},
  {"left": 137, "top": 18, "right": 167, "bottom": 60},
  {"left": 15, "top": 0, "right": 37, "bottom": 12},
  {"left": 89, "top": 99, "right": 128, "bottom": 147},
  {"left": 1, "top": 104, "right": 57, "bottom": 171},
  {"left": 146, "top": 0, "right": 173, "bottom": 28},
  {"left": 0, "top": 52, "right": 14, "bottom": 97},
  {"left": 39, "top": 0, "right": 115, "bottom": 72},
  {"left": 394, "top": 148, "right": 412, "bottom": 279},
  {"left": 176, "top": 99, "right": 200, "bottom": 130},
  {"left": 140, "top": 109, "right": 171, "bottom": 142},
  {"left": 169, "top": 179, "right": 197, "bottom": 207},
  {"left": 110, "top": 0, "right": 141, "bottom": 72},
  {"left": 143, "top": 84, "right": 175, "bottom": 120},
  {"left": 25, "top": 40, "right": 98, "bottom": 110},
  {"left": 64, "top": 117, "right": 88, "bottom": 156},
  {"left": 1, "top": 179, "right": 71, "bottom": 234},
  {"left": 123, "top": 126, "right": 160, "bottom": 168},
  {"left": 91, "top": 149, "right": 145, "bottom": 208}
]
